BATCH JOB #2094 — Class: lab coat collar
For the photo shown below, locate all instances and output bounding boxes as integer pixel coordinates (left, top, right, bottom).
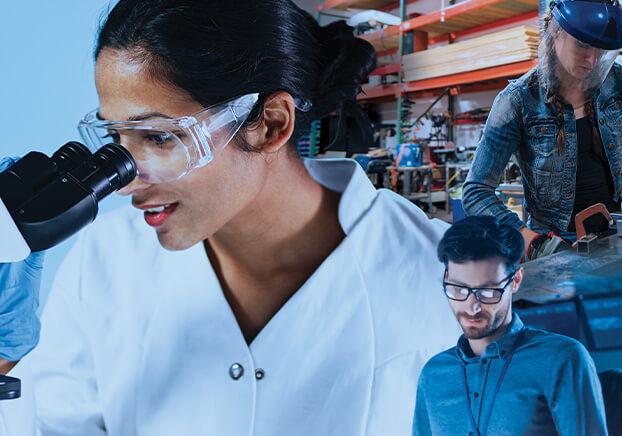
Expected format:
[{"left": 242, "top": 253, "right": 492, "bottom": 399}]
[{"left": 303, "top": 159, "right": 378, "bottom": 235}]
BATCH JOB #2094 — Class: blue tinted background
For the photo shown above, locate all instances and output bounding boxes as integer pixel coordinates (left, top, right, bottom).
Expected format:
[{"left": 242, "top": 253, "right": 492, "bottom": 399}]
[{"left": 0, "top": 1, "right": 128, "bottom": 305}]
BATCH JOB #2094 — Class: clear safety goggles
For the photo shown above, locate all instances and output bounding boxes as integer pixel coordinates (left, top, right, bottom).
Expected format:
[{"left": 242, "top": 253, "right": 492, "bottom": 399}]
[{"left": 78, "top": 93, "right": 260, "bottom": 184}]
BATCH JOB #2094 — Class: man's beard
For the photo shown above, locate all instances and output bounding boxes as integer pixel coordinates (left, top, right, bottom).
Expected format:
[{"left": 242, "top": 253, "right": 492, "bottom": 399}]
[{"left": 458, "top": 307, "right": 507, "bottom": 340}]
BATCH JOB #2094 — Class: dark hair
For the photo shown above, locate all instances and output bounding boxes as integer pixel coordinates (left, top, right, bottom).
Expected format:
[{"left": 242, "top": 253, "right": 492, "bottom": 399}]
[
  {"left": 95, "top": 0, "right": 376, "bottom": 146},
  {"left": 437, "top": 216, "right": 523, "bottom": 273}
]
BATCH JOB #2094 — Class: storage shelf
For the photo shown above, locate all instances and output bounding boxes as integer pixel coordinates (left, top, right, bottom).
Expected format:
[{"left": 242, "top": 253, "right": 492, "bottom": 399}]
[
  {"left": 370, "top": 63, "right": 401, "bottom": 76},
  {"left": 359, "top": 26, "right": 401, "bottom": 51},
  {"left": 404, "top": 59, "right": 536, "bottom": 92},
  {"left": 354, "top": 0, "right": 537, "bottom": 53},
  {"left": 318, "top": 0, "right": 424, "bottom": 11},
  {"left": 359, "top": 83, "right": 401, "bottom": 100},
  {"left": 427, "top": 10, "right": 538, "bottom": 45},
  {"left": 358, "top": 59, "right": 536, "bottom": 101},
  {"left": 401, "top": 0, "right": 539, "bottom": 37}
]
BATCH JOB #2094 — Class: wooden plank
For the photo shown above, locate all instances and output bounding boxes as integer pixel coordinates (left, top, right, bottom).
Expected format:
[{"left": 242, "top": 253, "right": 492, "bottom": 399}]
[
  {"left": 405, "top": 47, "right": 537, "bottom": 76},
  {"left": 403, "top": 26, "right": 537, "bottom": 66},
  {"left": 404, "top": 59, "right": 537, "bottom": 92},
  {"left": 402, "top": 25, "right": 538, "bottom": 81},
  {"left": 359, "top": 27, "right": 401, "bottom": 51},
  {"left": 404, "top": 50, "right": 536, "bottom": 81},
  {"left": 403, "top": 37, "right": 538, "bottom": 69}
]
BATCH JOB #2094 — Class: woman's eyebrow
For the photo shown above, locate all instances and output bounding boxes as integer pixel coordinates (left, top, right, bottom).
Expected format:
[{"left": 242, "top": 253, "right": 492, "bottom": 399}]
[{"left": 95, "top": 111, "right": 172, "bottom": 122}]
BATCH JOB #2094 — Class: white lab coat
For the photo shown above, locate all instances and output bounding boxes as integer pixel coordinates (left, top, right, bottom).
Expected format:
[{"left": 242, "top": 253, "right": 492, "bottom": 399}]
[{"left": 1, "top": 159, "right": 460, "bottom": 436}]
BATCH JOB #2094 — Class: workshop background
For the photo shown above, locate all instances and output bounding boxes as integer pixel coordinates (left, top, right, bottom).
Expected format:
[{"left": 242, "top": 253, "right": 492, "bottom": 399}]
[{"left": 1, "top": 0, "right": 620, "bottom": 370}]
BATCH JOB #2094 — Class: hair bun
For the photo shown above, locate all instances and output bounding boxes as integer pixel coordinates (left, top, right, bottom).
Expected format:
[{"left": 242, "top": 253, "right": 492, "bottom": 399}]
[{"left": 313, "top": 21, "right": 376, "bottom": 117}]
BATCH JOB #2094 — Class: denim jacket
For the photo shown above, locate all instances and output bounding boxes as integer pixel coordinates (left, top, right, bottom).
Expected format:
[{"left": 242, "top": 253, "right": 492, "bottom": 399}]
[{"left": 463, "top": 64, "right": 622, "bottom": 235}]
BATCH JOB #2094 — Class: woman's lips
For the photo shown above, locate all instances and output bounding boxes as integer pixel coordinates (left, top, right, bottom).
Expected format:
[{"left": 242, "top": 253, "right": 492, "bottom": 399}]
[{"left": 143, "top": 203, "right": 178, "bottom": 227}]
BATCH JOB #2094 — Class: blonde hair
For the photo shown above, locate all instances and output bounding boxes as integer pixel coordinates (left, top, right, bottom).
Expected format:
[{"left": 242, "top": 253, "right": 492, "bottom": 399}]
[{"left": 537, "top": 10, "right": 604, "bottom": 154}]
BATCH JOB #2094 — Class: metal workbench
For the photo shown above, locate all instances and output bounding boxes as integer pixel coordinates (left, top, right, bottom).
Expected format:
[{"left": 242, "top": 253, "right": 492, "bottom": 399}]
[{"left": 516, "top": 235, "right": 622, "bottom": 351}]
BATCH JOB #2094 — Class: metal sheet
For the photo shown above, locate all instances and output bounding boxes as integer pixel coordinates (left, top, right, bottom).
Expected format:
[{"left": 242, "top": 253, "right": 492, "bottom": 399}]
[{"left": 517, "top": 235, "right": 622, "bottom": 304}]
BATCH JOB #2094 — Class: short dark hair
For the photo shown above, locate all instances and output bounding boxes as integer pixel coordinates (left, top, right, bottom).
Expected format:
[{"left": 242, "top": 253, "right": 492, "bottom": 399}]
[
  {"left": 437, "top": 216, "right": 523, "bottom": 272},
  {"left": 95, "top": 0, "right": 376, "bottom": 146}
]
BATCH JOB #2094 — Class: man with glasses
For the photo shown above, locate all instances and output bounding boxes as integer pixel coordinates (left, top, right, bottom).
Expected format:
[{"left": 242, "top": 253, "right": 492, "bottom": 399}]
[{"left": 413, "top": 216, "right": 607, "bottom": 436}]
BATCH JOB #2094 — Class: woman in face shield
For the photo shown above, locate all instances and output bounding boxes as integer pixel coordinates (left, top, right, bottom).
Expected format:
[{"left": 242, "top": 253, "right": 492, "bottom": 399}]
[
  {"left": 0, "top": 1, "right": 461, "bottom": 435},
  {"left": 462, "top": 0, "right": 622, "bottom": 259}
]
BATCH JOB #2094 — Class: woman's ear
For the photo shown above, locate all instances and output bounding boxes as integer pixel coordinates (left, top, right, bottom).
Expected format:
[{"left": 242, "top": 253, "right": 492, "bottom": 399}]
[{"left": 243, "top": 92, "right": 296, "bottom": 154}]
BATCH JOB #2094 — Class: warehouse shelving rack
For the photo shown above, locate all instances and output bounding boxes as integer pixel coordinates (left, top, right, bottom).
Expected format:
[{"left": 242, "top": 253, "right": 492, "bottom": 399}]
[{"left": 317, "top": 0, "right": 541, "bottom": 143}]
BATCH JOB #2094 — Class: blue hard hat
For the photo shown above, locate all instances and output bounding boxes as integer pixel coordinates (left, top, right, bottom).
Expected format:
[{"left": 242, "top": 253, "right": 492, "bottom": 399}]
[{"left": 551, "top": 0, "right": 622, "bottom": 50}]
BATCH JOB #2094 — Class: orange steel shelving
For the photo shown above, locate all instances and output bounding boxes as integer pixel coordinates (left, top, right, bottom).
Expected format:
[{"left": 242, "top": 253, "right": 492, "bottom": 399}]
[
  {"left": 358, "top": 59, "right": 536, "bottom": 101},
  {"left": 318, "top": 0, "right": 540, "bottom": 101},
  {"left": 317, "top": 0, "right": 419, "bottom": 12}
]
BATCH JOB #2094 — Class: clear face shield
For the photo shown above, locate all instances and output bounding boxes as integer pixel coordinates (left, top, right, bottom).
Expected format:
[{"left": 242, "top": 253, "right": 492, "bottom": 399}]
[
  {"left": 540, "top": 1, "right": 622, "bottom": 95},
  {"left": 78, "top": 93, "right": 260, "bottom": 184},
  {"left": 541, "top": 20, "right": 620, "bottom": 94}
]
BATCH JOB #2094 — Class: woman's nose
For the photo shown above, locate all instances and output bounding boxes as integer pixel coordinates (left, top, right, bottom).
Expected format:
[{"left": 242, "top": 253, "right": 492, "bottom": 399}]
[{"left": 117, "top": 175, "right": 151, "bottom": 196}]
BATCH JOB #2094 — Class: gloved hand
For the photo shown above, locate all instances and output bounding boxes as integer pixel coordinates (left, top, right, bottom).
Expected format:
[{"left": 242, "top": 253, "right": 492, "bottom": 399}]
[
  {"left": 0, "top": 157, "right": 44, "bottom": 362},
  {"left": 526, "top": 232, "right": 569, "bottom": 261}
]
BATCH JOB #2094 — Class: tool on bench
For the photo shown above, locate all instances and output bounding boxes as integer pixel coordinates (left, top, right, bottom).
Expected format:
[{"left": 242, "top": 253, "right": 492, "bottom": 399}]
[{"left": 573, "top": 203, "right": 615, "bottom": 256}]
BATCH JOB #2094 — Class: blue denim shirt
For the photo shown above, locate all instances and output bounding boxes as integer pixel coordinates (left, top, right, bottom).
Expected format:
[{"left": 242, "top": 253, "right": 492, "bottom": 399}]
[
  {"left": 463, "top": 64, "right": 622, "bottom": 235},
  {"left": 413, "top": 313, "right": 608, "bottom": 436}
]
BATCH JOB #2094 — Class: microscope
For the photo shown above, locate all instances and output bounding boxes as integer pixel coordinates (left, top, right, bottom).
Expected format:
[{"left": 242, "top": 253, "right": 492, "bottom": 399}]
[{"left": 0, "top": 141, "right": 136, "bottom": 399}]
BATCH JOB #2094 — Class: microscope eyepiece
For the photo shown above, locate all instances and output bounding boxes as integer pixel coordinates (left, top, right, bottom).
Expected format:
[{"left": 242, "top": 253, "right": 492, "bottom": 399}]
[
  {"left": 51, "top": 141, "right": 92, "bottom": 175},
  {"left": 0, "top": 142, "right": 137, "bottom": 253}
]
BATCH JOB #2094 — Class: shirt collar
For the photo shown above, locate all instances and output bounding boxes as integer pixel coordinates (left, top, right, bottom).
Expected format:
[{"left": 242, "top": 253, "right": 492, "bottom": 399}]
[
  {"left": 456, "top": 312, "right": 525, "bottom": 362},
  {"left": 303, "top": 158, "right": 377, "bottom": 235}
]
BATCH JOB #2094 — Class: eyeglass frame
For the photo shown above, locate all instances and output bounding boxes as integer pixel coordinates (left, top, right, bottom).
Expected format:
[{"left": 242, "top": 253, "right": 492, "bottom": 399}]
[{"left": 442, "top": 269, "right": 517, "bottom": 304}]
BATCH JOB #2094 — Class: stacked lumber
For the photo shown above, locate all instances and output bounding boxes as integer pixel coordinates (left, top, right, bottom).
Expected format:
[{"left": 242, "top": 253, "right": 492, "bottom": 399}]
[
  {"left": 403, "top": 25, "right": 539, "bottom": 82},
  {"left": 359, "top": 28, "right": 401, "bottom": 52}
]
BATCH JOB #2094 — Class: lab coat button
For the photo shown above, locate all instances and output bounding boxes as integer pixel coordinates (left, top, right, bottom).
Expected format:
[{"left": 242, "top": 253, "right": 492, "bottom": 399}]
[
  {"left": 229, "top": 363, "right": 244, "bottom": 380},
  {"left": 255, "top": 369, "right": 265, "bottom": 380}
]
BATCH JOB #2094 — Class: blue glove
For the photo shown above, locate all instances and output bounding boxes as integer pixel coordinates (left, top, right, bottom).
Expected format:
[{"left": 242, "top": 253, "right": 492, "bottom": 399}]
[{"left": 0, "top": 157, "right": 44, "bottom": 361}]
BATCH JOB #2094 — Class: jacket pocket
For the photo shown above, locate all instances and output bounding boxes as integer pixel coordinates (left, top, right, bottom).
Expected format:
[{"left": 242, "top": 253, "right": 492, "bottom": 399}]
[
  {"left": 527, "top": 119, "right": 559, "bottom": 158},
  {"left": 533, "top": 168, "right": 562, "bottom": 209},
  {"left": 526, "top": 118, "right": 564, "bottom": 174}
]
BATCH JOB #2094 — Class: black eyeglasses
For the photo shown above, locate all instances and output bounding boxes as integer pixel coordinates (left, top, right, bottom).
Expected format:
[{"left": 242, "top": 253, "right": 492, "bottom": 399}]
[{"left": 442, "top": 270, "right": 516, "bottom": 304}]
